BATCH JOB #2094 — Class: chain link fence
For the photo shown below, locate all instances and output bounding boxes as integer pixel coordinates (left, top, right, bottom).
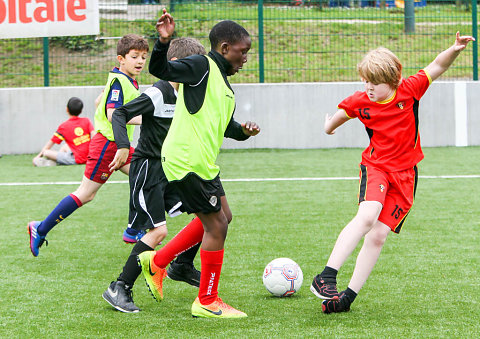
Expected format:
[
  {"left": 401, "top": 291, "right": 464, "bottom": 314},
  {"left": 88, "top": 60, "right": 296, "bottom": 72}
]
[{"left": 0, "top": 0, "right": 476, "bottom": 87}]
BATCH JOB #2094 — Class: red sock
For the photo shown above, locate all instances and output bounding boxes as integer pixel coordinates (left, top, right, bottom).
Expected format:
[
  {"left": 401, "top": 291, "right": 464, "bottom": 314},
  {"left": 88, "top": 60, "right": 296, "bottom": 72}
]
[
  {"left": 198, "top": 248, "right": 224, "bottom": 305},
  {"left": 153, "top": 217, "right": 203, "bottom": 268}
]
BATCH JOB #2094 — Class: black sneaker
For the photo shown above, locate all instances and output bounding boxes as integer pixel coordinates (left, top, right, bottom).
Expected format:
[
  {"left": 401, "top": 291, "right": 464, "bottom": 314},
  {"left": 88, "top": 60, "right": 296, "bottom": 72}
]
[
  {"left": 167, "top": 260, "right": 200, "bottom": 287},
  {"left": 102, "top": 281, "right": 141, "bottom": 313},
  {"left": 310, "top": 274, "right": 339, "bottom": 300},
  {"left": 322, "top": 290, "right": 352, "bottom": 314}
]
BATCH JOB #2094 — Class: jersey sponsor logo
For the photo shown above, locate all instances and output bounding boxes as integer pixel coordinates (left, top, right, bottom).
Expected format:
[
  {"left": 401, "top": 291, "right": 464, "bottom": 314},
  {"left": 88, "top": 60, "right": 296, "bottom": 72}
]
[
  {"left": 111, "top": 89, "right": 120, "bottom": 102},
  {"left": 73, "top": 134, "right": 90, "bottom": 146},
  {"left": 209, "top": 195, "right": 217, "bottom": 207},
  {"left": 153, "top": 104, "right": 175, "bottom": 118},
  {"left": 74, "top": 127, "right": 84, "bottom": 136}
]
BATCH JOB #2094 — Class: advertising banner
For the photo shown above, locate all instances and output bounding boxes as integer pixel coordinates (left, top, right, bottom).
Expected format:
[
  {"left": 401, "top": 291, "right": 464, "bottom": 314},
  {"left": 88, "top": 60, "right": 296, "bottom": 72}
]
[{"left": 0, "top": 0, "right": 99, "bottom": 39}]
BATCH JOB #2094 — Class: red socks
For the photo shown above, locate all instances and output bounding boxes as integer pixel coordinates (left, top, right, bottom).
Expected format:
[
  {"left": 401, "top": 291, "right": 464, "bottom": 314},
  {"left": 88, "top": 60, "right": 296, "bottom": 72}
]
[
  {"left": 198, "top": 248, "right": 224, "bottom": 305},
  {"left": 153, "top": 217, "right": 204, "bottom": 268}
]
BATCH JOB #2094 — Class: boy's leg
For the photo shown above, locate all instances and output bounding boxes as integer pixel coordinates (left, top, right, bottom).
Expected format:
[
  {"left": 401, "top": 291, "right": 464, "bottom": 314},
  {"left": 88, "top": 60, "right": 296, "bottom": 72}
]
[
  {"left": 28, "top": 176, "right": 102, "bottom": 256},
  {"left": 138, "top": 218, "right": 203, "bottom": 301},
  {"left": 311, "top": 201, "right": 382, "bottom": 299},
  {"left": 348, "top": 220, "right": 390, "bottom": 293},
  {"left": 103, "top": 228, "right": 166, "bottom": 313},
  {"left": 167, "top": 243, "right": 201, "bottom": 287},
  {"left": 42, "top": 149, "right": 59, "bottom": 161},
  {"left": 119, "top": 227, "right": 167, "bottom": 286},
  {"left": 326, "top": 201, "right": 382, "bottom": 270},
  {"left": 322, "top": 221, "right": 390, "bottom": 314},
  {"left": 191, "top": 196, "right": 246, "bottom": 318}
]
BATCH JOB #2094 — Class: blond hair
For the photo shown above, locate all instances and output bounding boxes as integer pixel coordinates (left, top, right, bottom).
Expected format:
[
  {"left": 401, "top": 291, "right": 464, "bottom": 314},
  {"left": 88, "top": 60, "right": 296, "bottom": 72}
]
[
  {"left": 357, "top": 47, "right": 402, "bottom": 89},
  {"left": 167, "top": 37, "right": 206, "bottom": 60}
]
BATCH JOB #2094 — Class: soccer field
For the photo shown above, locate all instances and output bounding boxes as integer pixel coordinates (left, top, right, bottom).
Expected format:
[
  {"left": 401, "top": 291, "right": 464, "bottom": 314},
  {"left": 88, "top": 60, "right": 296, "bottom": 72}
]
[{"left": 1, "top": 148, "right": 479, "bottom": 338}]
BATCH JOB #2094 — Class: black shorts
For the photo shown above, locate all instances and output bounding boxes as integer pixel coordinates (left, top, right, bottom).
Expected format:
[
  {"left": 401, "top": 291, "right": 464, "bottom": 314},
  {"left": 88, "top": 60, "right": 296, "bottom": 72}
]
[
  {"left": 169, "top": 173, "right": 225, "bottom": 214},
  {"left": 128, "top": 158, "right": 183, "bottom": 231}
]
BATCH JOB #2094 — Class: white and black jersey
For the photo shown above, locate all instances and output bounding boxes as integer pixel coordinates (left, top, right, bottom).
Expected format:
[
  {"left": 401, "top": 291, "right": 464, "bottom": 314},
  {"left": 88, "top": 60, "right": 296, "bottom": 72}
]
[{"left": 112, "top": 80, "right": 177, "bottom": 160}]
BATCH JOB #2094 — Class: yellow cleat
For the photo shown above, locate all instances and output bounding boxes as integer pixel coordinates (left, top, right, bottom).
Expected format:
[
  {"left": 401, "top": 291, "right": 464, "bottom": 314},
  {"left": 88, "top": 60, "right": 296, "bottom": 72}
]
[
  {"left": 191, "top": 297, "right": 247, "bottom": 319},
  {"left": 137, "top": 251, "right": 166, "bottom": 301}
]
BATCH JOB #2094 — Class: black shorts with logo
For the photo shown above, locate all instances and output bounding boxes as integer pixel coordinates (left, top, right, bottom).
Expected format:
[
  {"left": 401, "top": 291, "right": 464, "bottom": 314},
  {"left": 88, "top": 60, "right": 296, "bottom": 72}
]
[
  {"left": 128, "top": 158, "right": 183, "bottom": 231},
  {"left": 169, "top": 173, "right": 225, "bottom": 214}
]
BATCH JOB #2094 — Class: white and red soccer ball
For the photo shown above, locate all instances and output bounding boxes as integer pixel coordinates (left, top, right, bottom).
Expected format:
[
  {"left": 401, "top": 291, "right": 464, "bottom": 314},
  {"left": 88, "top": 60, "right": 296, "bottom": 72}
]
[{"left": 263, "top": 258, "right": 303, "bottom": 297}]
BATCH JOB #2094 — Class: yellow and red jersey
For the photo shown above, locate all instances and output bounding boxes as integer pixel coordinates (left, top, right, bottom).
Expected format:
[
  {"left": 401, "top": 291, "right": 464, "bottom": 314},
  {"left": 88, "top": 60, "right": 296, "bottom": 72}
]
[
  {"left": 51, "top": 116, "right": 94, "bottom": 164},
  {"left": 339, "top": 69, "right": 432, "bottom": 172}
]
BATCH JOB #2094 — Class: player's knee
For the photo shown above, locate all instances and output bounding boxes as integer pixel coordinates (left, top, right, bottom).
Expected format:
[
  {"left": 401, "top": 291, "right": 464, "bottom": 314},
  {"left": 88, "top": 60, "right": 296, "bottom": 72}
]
[
  {"left": 216, "top": 217, "right": 229, "bottom": 239},
  {"left": 149, "top": 226, "right": 168, "bottom": 243},
  {"left": 80, "top": 192, "right": 96, "bottom": 204},
  {"left": 225, "top": 212, "right": 233, "bottom": 224},
  {"left": 356, "top": 209, "right": 379, "bottom": 228},
  {"left": 366, "top": 229, "right": 387, "bottom": 248},
  {"left": 72, "top": 188, "right": 96, "bottom": 204}
]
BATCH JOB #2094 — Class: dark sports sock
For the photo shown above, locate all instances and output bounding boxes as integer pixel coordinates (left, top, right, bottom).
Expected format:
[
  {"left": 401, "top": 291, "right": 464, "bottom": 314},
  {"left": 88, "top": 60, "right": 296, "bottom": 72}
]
[
  {"left": 344, "top": 287, "right": 357, "bottom": 303},
  {"left": 174, "top": 242, "right": 201, "bottom": 264},
  {"left": 321, "top": 266, "right": 338, "bottom": 281},
  {"left": 118, "top": 240, "right": 153, "bottom": 287},
  {"left": 37, "top": 194, "right": 82, "bottom": 236}
]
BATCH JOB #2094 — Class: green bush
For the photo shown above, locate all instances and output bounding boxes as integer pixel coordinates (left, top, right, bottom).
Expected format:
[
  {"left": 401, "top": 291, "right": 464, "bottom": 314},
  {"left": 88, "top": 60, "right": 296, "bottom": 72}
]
[{"left": 50, "top": 35, "right": 104, "bottom": 51}]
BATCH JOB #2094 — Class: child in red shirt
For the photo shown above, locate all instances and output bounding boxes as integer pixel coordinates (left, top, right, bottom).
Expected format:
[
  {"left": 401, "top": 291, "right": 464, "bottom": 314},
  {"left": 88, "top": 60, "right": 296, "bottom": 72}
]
[
  {"left": 311, "top": 32, "right": 474, "bottom": 314},
  {"left": 33, "top": 97, "right": 93, "bottom": 166}
]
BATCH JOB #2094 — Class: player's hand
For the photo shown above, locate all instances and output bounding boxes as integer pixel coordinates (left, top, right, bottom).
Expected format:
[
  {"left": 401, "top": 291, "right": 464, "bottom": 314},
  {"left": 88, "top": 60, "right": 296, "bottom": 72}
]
[
  {"left": 109, "top": 148, "right": 129, "bottom": 172},
  {"left": 325, "top": 114, "right": 335, "bottom": 135},
  {"left": 454, "top": 31, "right": 475, "bottom": 52},
  {"left": 156, "top": 9, "right": 175, "bottom": 43},
  {"left": 242, "top": 121, "right": 261, "bottom": 136}
]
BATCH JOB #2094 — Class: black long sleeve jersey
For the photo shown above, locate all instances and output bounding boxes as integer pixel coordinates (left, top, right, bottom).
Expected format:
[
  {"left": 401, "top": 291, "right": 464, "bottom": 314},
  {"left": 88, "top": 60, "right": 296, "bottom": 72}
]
[
  {"left": 148, "top": 39, "right": 249, "bottom": 140},
  {"left": 112, "top": 75, "right": 248, "bottom": 160},
  {"left": 113, "top": 79, "right": 177, "bottom": 160}
]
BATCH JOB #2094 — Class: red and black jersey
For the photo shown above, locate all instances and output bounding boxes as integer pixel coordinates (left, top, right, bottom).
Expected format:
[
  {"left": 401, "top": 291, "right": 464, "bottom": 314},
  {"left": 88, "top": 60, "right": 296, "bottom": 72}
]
[
  {"left": 339, "top": 69, "right": 431, "bottom": 172},
  {"left": 51, "top": 116, "right": 94, "bottom": 164}
]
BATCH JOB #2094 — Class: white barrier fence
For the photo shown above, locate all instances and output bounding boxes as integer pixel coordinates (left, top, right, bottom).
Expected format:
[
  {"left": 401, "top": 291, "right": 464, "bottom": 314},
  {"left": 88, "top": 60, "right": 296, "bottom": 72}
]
[{"left": 1, "top": 81, "right": 479, "bottom": 155}]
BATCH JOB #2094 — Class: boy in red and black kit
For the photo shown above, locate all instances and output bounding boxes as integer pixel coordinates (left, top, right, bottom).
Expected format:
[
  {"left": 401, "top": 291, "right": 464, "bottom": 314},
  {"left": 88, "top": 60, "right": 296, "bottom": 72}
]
[
  {"left": 33, "top": 97, "right": 94, "bottom": 167},
  {"left": 28, "top": 34, "right": 148, "bottom": 257},
  {"left": 310, "top": 32, "right": 474, "bottom": 313}
]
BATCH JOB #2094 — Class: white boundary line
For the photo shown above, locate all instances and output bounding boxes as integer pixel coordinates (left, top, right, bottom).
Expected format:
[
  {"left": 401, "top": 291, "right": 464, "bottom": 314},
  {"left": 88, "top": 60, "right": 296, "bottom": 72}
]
[{"left": 1, "top": 175, "right": 480, "bottom": 186}]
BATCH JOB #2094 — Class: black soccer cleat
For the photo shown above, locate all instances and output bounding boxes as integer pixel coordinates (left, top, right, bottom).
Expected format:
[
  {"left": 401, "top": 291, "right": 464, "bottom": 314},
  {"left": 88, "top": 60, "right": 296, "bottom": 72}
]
[
  {"left": 102, "top": 281, "right": 141, "bottom": 313},
  {"left": 310, "top": 274, "right": 339, "bottom": 300},
  {"left": 167, "top": 260, "right": 200, "bottom": 287},
  {"left": 322, "top": 290, "right": 352, "bottom": 314}
]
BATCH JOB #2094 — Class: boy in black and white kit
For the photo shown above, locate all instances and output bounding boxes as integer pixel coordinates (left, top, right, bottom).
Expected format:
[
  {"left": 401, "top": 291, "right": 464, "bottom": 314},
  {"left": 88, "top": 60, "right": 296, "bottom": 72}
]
[{"left": 102, "top": 38, "right": 207, "bottom": 313}]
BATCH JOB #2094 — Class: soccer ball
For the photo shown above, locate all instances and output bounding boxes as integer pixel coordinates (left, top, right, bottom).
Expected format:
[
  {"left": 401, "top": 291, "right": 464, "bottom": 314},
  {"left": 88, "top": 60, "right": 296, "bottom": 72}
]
[{"left": 262, "top": 258, "right": 303, "bottom": 297}]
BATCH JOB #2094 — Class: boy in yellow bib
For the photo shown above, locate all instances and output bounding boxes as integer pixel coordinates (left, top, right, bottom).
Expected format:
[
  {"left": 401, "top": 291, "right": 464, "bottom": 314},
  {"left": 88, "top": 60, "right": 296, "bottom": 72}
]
[{"left": 138, "top": 9, "right": 260, "bottom": 318}]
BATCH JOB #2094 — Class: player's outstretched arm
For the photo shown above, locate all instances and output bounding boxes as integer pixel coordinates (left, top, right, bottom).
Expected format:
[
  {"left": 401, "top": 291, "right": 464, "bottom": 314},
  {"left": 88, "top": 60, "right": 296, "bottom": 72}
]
[
  {"left": 156, "top": 8, "right": 175, "bottom": 44},
  {"left": 424, "top": 32, "right": 475, "bottom": 82},
  {"left": 325, "top": 109, "right": 350, "bottom": 135}
]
